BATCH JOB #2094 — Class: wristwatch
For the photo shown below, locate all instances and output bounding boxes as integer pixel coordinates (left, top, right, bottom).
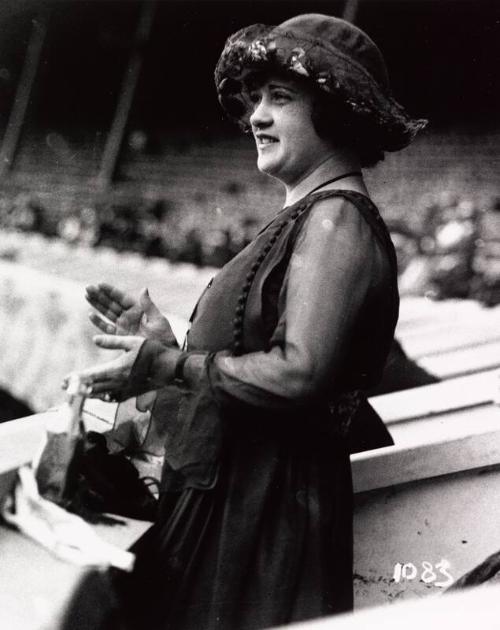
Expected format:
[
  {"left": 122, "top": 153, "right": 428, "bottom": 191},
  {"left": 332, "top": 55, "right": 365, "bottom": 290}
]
[{"left": 173, "top": 352, "right": 190, "bottom": 386}]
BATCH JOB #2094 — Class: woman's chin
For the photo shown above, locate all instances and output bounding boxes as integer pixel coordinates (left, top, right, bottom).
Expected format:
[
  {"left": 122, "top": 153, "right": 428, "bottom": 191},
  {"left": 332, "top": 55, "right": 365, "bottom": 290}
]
[{"left": 256, "top": 157, "right": 280, "bottom": 178}]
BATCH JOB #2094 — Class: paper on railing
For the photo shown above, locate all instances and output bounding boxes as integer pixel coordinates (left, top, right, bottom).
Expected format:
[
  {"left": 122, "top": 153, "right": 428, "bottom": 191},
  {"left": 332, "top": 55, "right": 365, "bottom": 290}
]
[{"left": 1, "top": 466, "right": 134, "bottom": 572}]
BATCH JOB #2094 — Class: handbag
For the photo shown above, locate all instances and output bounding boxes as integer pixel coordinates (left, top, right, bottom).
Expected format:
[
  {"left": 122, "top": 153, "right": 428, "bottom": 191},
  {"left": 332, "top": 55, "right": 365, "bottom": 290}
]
[{"left": 35, "top": 376, "right": 158, "bottom": 522}]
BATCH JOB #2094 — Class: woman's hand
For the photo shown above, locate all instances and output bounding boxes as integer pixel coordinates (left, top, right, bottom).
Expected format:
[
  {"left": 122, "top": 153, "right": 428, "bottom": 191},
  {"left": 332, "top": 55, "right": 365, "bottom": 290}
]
[
  {"left": 64, "top": 335, "right": 146, "bottom": 402},
  {"left": 63, "top": 335, "right": 182, "bottom": 402},
  {"left": 85, "top": 283, "right": 178, "bottom": 346}
]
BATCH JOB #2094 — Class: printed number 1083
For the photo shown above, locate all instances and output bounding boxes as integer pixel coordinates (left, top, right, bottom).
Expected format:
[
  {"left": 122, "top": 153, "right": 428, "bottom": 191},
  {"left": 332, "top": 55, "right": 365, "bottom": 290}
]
[{"left": 393, "top": 560, "right": 453, "bottom": 588}]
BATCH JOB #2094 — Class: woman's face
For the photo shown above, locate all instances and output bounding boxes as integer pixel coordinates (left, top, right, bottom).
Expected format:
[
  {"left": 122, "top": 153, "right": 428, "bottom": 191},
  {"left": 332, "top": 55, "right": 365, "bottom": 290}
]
[{"left": 248, "top": 74, "right": 333, "bottom": 186}]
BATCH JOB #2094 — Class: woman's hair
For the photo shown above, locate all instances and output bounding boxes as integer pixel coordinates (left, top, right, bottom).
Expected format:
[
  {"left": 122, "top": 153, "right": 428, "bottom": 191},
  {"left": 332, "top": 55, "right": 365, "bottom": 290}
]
[{"left": 310, "top": 90, "right": 385, "bottom": 168}]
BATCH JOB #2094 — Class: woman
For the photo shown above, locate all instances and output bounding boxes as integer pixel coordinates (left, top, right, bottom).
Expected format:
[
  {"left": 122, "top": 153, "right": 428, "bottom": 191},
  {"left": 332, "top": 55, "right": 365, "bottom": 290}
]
[{"left": 72, "top": 14, "right": 426, "bottom": 630}]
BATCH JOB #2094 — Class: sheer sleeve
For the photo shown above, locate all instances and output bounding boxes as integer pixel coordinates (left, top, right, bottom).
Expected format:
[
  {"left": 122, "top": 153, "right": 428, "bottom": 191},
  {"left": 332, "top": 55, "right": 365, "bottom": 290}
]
[{"left": 205, "top": 196, "right": 378, "bottom": 408}]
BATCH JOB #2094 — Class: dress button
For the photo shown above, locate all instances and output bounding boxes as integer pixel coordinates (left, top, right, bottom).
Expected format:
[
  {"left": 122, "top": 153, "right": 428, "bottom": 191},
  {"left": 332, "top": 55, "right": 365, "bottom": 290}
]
[
  {"left": 235, "top": 304, "right": 244, "bottom": 315},
  {"left": 251, "top": 262, "right": 260, "bottom": 272},
  {"left": 233, "top": 340, "right": 243, "bottom": 352},
  {"left": 237, "top": 294, "right": 246, "bottom": 305}
]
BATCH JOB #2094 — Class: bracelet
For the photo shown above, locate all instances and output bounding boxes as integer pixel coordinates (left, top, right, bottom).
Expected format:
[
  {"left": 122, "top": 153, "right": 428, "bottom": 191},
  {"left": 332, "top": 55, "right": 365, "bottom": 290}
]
[{"left": 173, "top": 352, "right": 190, "bottom": 386}]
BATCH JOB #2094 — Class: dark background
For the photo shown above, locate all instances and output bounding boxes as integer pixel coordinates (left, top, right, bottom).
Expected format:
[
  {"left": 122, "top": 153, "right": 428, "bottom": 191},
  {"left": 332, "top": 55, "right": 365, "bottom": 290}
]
[{"left": 0, "top": 0, "right": 498, "bottom": 141}]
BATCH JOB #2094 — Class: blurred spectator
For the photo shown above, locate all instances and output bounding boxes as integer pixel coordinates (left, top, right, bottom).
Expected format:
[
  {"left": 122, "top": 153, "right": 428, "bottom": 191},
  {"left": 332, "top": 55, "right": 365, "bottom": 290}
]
[
  {"left": 57, "top": 212, "right": 82, "bottom": 244},
  {"left": 137, "top": 200, "right": 171, "bottom": 258},
  {"left": 397, "top": 193, "right": 496, "bottom": 303},
  {"left": 0, "top": 192, "right": 53, "bottom": 236},
  {"left": 57, "top": 205, "right": 99, "bottom": 246},
  {"left": 178, "top": 227, "right": 203, "bottom": 265},
  {"left": 94, "top": 202, "right": 141, "bottom": 252}
]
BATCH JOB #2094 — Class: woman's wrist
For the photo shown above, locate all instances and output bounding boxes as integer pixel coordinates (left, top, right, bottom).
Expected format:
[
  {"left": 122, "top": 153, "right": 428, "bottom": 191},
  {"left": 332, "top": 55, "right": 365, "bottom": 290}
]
[
  {"left": 148, "top": 345, "right": 208, "bottom": 389},
  {"left": 149, "top": 345, "right": 182, "bottom": 387},
  {"left": 181, "top": 352, "right": 209, "bottom": 387}
]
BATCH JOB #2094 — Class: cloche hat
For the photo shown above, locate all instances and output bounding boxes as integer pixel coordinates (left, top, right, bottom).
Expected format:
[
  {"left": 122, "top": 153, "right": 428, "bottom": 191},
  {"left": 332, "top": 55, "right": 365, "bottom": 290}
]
[{"left": 215, "top": 13, "right": 427, "bottom": 152}]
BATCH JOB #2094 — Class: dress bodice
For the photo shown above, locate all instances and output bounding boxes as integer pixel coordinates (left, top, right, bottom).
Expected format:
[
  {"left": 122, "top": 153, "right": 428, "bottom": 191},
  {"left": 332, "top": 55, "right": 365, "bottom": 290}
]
[{"left": 187, "top": 189, "right": 398, "bottom": 392}]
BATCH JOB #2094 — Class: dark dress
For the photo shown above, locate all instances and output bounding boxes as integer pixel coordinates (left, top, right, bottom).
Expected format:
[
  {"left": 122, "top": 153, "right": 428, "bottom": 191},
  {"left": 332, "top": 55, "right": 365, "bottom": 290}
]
[{"left": 114, "top": 190, "right": 399, "bottom": 630}]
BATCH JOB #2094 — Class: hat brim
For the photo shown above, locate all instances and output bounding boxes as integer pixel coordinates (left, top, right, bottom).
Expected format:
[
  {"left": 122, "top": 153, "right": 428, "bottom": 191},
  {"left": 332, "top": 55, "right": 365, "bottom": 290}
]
[{"left": 215, "top": 24, "right": 427, "bottom": 152}]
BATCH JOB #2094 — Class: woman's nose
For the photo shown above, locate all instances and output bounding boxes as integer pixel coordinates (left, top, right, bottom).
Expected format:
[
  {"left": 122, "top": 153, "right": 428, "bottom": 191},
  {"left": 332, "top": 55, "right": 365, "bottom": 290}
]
[{"left": 249, "top": 97, "right": 272, "bottom": 129}]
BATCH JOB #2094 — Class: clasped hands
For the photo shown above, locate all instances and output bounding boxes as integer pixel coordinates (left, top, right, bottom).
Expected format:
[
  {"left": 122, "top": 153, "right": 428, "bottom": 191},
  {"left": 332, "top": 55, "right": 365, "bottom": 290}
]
[{"left": 62, "top": 283, "right": 182, "bottom": 402}]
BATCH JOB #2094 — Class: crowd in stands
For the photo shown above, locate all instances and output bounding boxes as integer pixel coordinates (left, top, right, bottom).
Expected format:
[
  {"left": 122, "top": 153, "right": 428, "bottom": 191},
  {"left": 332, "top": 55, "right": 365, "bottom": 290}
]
[
  {"left": 390, "top": 192, "right": 500, "bottom": 306},
  {"left": 0, "top": 191, "right": 260, "bottom": 268},
  {"left": 1, "top": 189, "right": 499, "bottom": 305}
]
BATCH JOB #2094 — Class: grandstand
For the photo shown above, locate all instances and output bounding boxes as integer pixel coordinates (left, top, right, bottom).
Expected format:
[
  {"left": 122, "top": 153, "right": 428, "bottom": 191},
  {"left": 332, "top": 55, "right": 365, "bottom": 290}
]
[{"left": 0, "top": 0, "right": 497, "bottom": 228}]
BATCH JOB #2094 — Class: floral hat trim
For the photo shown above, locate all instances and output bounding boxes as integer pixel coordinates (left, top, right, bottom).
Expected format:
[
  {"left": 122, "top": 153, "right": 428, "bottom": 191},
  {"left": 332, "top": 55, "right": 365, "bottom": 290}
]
[{"left": 215, "top": 24, "right": 427, "bottom": 152}]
